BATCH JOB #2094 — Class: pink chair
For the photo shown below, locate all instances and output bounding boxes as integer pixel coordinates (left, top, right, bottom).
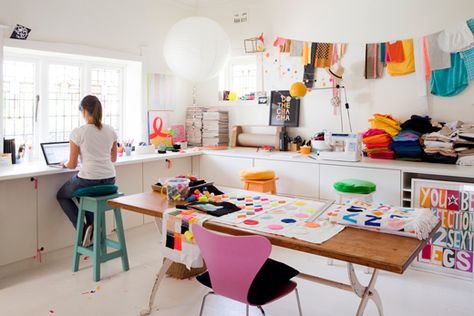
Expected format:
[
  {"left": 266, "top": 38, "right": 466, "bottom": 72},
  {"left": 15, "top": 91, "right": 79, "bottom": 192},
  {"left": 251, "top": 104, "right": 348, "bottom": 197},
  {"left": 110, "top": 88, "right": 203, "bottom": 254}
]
[{"left": 193, "top": 225, "right": 303, "bottom": 316}]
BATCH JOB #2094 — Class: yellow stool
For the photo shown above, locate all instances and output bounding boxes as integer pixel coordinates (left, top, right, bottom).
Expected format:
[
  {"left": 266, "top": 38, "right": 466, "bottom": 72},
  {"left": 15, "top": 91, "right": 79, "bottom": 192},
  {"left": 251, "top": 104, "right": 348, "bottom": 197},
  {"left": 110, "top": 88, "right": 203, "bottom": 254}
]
[{"left": 242, "top": 177, "right": 278, "bottom": 194}]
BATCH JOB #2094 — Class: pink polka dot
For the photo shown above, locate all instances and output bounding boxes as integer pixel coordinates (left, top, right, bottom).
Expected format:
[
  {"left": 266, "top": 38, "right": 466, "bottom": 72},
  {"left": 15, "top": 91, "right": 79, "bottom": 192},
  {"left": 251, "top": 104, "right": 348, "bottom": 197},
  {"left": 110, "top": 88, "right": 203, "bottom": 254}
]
[
  {"left": 295, "top": 213, "right": 309, "bottom": 219},
  {"left": 267, "top": 224, "right": 284, "bottom": 230}
]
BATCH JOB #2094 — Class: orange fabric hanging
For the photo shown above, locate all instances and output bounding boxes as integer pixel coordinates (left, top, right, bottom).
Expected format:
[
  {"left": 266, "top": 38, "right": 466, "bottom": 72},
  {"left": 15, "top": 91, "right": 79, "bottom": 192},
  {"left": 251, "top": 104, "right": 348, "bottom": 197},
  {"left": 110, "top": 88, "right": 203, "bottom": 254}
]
[
  {"left": 302, "top": 41, "right": 309, "bottom": 65},
  {"left": 422, "top": 36, "right": 432, "bottom": 80},
  {"left": 386, "top": 41, "right": 405, "bottom": 63}
]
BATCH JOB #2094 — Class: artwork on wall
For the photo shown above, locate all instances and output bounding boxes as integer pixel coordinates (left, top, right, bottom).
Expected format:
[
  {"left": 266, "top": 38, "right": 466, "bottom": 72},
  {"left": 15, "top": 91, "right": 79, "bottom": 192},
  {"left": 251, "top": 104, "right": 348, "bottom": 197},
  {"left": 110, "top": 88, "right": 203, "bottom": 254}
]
[
  {"left": 269, "top": 90, "right": 300, "bottom": 127},
  {"left": 411, "top": 178, "right": 474, "bottom": 280},
  {"left": 147, "top": 110, "right": 173, "bottom": 148},
  {"left": 146, "top": 73, "right": 176, "bottom": 110},
  {"left": 10, "top": 24, "right": 31, "bottom": 40}
]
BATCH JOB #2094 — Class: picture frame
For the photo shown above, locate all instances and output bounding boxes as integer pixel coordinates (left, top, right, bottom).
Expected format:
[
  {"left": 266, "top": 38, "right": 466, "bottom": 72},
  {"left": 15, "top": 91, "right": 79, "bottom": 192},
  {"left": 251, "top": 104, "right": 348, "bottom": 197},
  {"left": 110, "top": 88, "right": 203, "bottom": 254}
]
[
  {"left": 411, "top": 178, "right": 474, "bottom": 280},
  {"left": 268, "top": 90, "right": 300, "bottom": 127}
]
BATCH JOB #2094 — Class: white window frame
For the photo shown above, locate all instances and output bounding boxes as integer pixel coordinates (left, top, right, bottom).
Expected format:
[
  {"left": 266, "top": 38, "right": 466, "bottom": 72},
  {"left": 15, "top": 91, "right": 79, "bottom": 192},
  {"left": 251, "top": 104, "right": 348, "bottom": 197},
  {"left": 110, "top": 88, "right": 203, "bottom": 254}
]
[
  {"left": 220, "top": 55, "right": 258, "bottom": 101},
  {"left": 3, "top": 48, "right": 127, "bottom": 157}
]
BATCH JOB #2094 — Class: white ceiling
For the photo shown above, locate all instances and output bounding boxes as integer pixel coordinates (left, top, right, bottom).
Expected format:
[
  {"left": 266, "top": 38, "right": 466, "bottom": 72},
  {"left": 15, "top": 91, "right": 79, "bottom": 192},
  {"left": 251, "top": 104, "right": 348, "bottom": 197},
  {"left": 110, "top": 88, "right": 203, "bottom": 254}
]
[{"left": 172, "top": 0, "right": 235, "bottom": 9}]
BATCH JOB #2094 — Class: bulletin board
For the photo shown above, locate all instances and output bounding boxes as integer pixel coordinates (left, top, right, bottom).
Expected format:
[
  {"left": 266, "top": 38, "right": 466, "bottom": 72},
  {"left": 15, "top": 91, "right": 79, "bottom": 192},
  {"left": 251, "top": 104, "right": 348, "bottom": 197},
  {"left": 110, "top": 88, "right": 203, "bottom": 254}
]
[{"left": 411, "top": 179, "right": 474, "bottom": 280}]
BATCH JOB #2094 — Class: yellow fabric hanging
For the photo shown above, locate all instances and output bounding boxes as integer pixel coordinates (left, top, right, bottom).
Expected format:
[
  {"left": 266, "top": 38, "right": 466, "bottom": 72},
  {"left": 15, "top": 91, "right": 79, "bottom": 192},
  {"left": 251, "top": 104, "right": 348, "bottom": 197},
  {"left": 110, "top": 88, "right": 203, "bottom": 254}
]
[
  {"left": 302, "top": 41, "right": 309, "bottom": 65},
  {"left": 387, "top": 39, "right": 416, "bottom": 76}
]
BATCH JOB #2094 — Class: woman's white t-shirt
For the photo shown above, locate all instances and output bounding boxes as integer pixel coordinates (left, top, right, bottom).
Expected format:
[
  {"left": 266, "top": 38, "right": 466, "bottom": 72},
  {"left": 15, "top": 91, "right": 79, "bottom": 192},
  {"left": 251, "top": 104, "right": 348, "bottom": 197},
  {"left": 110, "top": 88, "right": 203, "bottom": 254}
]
[{"left": 70, "top": 124, "right": 117, "bottom": 180}]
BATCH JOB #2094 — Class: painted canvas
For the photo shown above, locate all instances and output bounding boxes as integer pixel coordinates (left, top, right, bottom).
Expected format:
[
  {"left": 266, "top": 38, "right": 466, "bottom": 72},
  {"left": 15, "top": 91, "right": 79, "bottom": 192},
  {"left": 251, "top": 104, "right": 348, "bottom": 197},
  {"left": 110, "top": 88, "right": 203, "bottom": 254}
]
[
  {"left": 146, "top": 73, "right": 176, "bottom": 110},
  {"left": 147, "top": 110, "right": 173, "bottom": 148},
  {"left": 411, "top": 178, "right": 474, "bottom": 280}
]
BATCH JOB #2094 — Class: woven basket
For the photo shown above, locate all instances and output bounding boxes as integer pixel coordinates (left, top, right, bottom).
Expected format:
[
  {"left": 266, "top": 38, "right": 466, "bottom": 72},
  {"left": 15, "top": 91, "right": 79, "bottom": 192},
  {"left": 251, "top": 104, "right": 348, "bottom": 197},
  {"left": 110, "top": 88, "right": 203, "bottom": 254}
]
[{"left": 166, "top": 261, "right": 207, "bottom": 280}]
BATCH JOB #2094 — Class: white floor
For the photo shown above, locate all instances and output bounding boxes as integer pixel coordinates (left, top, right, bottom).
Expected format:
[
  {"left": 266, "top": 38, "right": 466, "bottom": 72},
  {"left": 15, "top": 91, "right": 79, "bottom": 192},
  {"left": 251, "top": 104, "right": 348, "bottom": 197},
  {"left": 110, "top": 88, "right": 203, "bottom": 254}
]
[{"left": 1, "top": 223, "right": 473, "bottom": 316}]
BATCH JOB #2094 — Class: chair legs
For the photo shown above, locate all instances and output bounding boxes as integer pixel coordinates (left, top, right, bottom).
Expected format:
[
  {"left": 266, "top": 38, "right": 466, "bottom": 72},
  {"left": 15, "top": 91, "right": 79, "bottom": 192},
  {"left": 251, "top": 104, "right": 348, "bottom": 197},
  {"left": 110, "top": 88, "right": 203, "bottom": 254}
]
[
  {"left": 199, "top": 291, "right": 214, "bottom": 316},
  {"left": 198, "top": 288, "right": 302, "bottom": 316},
  {"left": 295, "top": 287, "right": 303, "bottom": 316}
]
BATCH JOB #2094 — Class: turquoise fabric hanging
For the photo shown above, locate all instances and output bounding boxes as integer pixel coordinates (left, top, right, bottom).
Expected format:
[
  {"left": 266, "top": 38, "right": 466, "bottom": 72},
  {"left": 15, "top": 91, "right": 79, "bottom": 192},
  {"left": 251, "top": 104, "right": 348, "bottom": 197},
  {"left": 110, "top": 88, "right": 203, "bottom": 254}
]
[{"left": 430, "top": 53, "right": 468, "bottom": 97}]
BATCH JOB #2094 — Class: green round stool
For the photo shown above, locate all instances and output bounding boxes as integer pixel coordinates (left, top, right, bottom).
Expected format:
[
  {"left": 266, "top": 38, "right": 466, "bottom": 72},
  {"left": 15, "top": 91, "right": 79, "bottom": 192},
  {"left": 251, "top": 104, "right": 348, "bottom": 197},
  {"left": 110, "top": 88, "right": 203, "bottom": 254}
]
[
  {"left": 333, "top": 179, "right": 376, "bottom": 203},
  {"left": 72, "top": 184, "right": 129, "bottom": 282}
]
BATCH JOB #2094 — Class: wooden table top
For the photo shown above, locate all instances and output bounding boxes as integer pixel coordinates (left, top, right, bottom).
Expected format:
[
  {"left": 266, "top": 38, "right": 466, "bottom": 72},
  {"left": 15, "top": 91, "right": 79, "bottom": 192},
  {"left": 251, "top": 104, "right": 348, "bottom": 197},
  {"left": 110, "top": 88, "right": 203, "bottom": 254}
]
[{"left": 108, "top": 191, "right": 439, "bottom": 274}]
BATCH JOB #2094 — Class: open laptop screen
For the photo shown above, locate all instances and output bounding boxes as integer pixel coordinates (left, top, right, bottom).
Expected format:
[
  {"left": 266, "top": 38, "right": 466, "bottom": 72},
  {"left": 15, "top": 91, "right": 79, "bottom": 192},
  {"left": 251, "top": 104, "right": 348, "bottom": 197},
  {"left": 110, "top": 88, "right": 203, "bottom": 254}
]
[{"left": 41, "top": 142, "right": 70, "bottom": 165}]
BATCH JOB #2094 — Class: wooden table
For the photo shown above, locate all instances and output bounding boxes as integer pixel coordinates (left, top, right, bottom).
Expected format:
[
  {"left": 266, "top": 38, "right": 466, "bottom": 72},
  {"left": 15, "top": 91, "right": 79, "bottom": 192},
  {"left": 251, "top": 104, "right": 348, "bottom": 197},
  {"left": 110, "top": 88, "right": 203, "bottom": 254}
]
[{"left": 108, "top": 191, "right": 439, "bottom": 316}]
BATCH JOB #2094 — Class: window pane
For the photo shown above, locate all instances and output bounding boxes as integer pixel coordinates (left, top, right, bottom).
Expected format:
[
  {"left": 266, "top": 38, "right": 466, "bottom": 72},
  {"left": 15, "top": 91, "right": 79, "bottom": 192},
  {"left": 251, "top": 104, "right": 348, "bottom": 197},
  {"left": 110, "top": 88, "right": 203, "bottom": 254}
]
[
  {"left": 90, "top": 67, "right": 122, "bottom": 135},
  {"left": 2, "top": 60, "right": 36, "bottom": 146},
  {"left": 48, "top": 64, "right": 82, "bottom": 142},
  {"left": 230, "top": 62, "right": 257, "bottom": 98}
]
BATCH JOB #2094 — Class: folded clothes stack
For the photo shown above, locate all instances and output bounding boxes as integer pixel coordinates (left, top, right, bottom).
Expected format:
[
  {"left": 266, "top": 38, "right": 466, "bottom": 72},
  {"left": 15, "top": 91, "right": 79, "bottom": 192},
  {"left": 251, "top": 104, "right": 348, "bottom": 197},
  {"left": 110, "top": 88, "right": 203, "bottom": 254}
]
[
  {"left": 362, "top": 128, "right": 394, "bottom": 159},
  {"left": 455, "top": 123, "right": 474, "bottom": 165},
  {"left": 368, "top": 113, "right": 401, "bottom": 137},
  {"left": 422, "top": 126, "right": 458, "bottom": 164},
  {"left": 390, "top": 130, "right": 422, "bottom": 161},
  {"left": 400, "top": 115, "right": 441, "bottom": 134}
]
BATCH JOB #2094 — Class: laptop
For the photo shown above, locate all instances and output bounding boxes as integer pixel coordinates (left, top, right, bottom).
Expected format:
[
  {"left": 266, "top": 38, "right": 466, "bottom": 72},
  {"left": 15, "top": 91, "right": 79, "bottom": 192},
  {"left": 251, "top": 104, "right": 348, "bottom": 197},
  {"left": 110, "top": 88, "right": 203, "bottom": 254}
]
[{"left": 40, "top": 142, "right": 70, "bottom": 168}]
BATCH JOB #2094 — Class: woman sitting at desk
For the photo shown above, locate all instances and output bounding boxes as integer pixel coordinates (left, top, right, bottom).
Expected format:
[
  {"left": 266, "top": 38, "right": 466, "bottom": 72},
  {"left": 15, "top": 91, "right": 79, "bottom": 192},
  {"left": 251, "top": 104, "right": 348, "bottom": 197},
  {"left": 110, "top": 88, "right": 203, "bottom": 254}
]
[{"left": 57, "top": 95, "right": 118, "bottom": 247}]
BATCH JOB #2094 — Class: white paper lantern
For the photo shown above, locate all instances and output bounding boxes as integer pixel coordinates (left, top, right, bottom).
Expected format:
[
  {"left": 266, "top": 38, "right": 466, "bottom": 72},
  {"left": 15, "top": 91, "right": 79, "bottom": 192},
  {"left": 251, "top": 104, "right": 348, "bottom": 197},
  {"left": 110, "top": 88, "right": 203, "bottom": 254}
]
[{"left": 163, "top": 17, "right": 231, "bottom": 82}]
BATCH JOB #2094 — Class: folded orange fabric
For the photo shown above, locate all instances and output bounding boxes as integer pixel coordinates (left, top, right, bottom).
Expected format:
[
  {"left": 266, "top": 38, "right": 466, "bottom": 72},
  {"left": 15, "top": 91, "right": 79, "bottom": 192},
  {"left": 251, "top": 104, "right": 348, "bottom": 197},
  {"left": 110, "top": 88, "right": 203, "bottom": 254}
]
[
  {"left": 366, "top": 147, "right": 392, "bottom": 154},
  {"left": 363, "top": 133, "right": 392, "bottom": 144}
]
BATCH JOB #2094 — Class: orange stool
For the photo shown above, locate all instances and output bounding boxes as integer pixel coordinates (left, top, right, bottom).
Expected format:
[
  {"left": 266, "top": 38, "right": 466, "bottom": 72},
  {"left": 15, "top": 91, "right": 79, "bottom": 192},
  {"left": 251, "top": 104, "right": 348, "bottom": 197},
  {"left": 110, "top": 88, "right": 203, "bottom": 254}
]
[{"left": 242, "top": 177, "right": 278, "bottom": 194}]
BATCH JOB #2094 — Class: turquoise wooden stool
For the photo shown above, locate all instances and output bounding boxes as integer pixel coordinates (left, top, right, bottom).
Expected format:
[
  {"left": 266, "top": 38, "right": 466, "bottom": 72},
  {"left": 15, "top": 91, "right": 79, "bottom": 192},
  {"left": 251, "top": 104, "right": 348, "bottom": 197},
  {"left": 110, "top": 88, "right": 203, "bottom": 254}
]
[{"left": 72, "top": 185, "right": 129, "bottom": 282}]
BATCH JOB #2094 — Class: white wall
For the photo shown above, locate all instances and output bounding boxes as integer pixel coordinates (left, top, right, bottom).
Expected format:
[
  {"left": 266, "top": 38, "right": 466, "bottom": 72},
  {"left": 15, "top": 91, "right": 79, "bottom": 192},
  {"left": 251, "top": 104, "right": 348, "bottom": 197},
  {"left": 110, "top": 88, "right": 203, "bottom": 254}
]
[
  {"left": 0, "top": 0, "right": 195, "bottom": 142},
  {"left": 196, "top": 0, "right": 474, "bottom": 138}
]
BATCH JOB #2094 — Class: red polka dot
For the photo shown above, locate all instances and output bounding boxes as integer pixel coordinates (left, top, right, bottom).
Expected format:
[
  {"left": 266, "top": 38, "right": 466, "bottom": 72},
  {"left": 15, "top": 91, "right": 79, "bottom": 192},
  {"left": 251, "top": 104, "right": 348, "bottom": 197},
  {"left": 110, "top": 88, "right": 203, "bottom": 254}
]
[{"left": 243, "top": 219, "right": 259, "bottom": 225}]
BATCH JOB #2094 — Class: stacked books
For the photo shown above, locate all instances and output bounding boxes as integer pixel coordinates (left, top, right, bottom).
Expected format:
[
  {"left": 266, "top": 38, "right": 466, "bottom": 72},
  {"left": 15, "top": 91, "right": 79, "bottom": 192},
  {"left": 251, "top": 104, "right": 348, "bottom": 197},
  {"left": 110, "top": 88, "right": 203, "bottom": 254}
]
[
  {"left": 202, "top": 111, "right": 229, "bottom": 147},
  {"left": 185, "top": 107, "right": 207, "bottom": 147}
]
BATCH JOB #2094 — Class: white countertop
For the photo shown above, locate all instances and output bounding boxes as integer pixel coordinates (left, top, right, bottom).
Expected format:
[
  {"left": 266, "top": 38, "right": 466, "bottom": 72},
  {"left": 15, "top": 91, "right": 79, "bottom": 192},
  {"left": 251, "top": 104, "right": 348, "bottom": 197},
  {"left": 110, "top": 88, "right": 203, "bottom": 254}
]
[
  {"left": 1, "top": 147, "right": 473, "bottom": 181},
  {"left": 0, "top": 150, "right": 201, "bottom": 181},
  {"left": 202, "top": 148, "right": 474, "bottom": 178}
]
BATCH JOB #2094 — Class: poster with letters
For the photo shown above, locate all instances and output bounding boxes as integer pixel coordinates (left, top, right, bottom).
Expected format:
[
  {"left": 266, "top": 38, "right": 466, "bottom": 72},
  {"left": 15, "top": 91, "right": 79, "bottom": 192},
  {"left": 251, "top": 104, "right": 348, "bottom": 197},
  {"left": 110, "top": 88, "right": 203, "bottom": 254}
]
[
  {"left": 411, "top": 179, "right": 474, "bottom": 280},
  {"left": 269, "top": 90, "right": 300, "bottom": 127}
]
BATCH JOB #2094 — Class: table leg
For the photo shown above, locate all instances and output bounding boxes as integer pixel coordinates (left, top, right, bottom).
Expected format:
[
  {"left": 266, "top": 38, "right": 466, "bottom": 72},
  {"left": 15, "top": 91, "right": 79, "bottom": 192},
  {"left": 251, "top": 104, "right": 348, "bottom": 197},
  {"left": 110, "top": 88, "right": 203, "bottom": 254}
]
[
  {"left": 347, "top": 263, "right": 384, "bottom": 316},
  {"left": 140, "top": 258, "right": 173, "bottom": 316}
]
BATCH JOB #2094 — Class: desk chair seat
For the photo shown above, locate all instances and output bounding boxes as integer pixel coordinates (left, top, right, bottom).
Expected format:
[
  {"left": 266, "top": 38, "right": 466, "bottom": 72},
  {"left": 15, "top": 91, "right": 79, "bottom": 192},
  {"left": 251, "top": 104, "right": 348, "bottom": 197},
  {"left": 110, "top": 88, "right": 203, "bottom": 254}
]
[
  {"left": 193, "top": 225, "right": 303, "bottom": 316},
  {"left": 72, "top": 185, "right": 129, "bottom": 282}
]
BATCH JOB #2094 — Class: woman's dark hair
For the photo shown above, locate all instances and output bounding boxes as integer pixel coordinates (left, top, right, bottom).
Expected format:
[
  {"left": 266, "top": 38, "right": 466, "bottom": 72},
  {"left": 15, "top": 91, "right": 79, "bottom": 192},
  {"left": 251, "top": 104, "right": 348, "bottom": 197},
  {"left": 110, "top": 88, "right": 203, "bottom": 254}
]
[{"left": 79, "top": 95, "right": 102, "bottom": 130}]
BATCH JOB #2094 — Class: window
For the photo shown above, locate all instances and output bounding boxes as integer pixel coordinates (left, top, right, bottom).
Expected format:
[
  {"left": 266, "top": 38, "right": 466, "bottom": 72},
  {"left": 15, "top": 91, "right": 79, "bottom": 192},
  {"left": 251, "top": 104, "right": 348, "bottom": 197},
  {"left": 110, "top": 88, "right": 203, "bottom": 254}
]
[
  {"left": 2, "top": 60, "right": 37, "bottom": 146},
  {"left": 229, "top": 62, "right": 256, "bottom": 97},
  {"left": 90, "top": 67, "right": 122, "bottom": 132},
  {"left": 48, "top": 64, "right": 82, "bottom": 142},
  {"left": 1, "top": 47, "right": 140, "bottom": 158},
  {"left": 221, "top": 56, "right": 257, "bottom": 101}
]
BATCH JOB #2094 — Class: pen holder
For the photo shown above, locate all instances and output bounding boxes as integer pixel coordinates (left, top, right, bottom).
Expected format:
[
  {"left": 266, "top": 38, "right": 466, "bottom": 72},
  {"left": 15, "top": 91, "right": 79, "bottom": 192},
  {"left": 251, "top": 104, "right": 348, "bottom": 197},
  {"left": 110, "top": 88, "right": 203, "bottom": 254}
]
[{"left": 124, "top": 146, "right": 132, "bottom": 156}]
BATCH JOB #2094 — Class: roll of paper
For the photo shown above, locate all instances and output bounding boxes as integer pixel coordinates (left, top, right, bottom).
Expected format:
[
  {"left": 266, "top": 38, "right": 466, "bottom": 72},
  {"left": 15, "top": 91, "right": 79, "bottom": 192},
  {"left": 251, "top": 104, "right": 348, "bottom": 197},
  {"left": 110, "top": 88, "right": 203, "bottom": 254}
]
[{"left": 237, "top": 133, "right": 275, "bottom": 147}]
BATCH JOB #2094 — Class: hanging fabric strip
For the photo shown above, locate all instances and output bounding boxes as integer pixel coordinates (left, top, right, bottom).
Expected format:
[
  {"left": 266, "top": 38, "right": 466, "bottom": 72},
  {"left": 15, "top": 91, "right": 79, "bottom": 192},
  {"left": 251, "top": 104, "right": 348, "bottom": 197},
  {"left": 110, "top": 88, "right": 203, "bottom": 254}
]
[{"left": 422, "top": 36, "right": 432, "bottom": 80}]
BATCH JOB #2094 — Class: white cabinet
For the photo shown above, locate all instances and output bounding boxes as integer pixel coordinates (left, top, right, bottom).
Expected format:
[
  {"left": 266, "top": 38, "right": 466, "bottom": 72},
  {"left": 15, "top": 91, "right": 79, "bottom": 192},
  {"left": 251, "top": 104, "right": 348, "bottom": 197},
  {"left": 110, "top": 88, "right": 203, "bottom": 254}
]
[
  {"left": 37, "top": 173, "right": 77, "bottom": 254},
  {"left": 254, "top": 159, "right": 319, "bottom": 198},
  {"left": 0, "top": 178, "right": 37, "bottom": 266},
  {"left": 319, "top": 164, "right": 401, "bottom": 205},
  {"left": 142, "top": 157, "right": 192, "bottom": 222},
  {"left": 115, "top": 163, "right": 144, "bottom": 230},
  {"left": 199, "top": 155, "right": 253, "bottom": 188}
]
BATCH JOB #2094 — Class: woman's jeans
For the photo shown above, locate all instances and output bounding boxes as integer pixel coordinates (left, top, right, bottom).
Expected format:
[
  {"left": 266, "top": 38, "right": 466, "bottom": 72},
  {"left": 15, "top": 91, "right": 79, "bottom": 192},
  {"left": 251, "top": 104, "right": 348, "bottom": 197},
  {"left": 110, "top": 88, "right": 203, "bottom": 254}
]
[{"left": 57, "top": 175, "right": 115, "bottom": 228}]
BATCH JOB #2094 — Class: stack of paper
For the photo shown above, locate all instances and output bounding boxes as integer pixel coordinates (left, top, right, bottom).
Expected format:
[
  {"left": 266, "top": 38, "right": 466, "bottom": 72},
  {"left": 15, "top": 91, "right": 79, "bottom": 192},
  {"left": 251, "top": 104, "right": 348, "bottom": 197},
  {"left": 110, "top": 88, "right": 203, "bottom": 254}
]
[
  {"left": 185, "top": 107, "right": 207, "bottom": 147},
  {"left": 202, "top": 111, "right": 229, "bottom": 146}
]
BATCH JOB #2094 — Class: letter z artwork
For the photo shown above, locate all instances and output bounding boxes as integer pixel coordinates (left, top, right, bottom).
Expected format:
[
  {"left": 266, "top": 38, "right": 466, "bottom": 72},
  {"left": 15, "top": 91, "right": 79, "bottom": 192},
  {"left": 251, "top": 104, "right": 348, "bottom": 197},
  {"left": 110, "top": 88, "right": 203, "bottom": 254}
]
[{"left": 417, "top": 186, "right": 474, "bottom": 276}]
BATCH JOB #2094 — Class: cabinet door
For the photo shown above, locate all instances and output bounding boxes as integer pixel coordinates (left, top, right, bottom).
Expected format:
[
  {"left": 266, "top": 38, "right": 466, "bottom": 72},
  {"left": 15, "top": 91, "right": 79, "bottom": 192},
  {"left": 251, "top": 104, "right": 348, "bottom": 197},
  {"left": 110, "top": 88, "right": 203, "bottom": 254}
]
[
  {"left": 0, "top": 178, "right": 37, "bottom": 266},
  {"left": 142, "top": 157, "right": 192, "bottom": 223},
  {"left": 254, "top": 159, "right": 319, "bottom": 198},
  {"left": 37, "top": 173, "right": 78, "bottom": 253},
  {"left": 319, "top": 164, "right": 401, "bottom": 205},
  {"left": 115, "top": 163, "right": 144, "bottom": 230},
  {"left": 199, "top": 155, "right": 253, "bottom": 188}
]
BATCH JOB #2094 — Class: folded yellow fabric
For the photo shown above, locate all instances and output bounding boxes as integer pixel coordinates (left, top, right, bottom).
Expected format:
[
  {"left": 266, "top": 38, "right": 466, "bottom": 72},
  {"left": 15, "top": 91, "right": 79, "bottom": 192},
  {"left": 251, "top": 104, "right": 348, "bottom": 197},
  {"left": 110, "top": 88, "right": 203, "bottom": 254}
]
[
  {"left": 369, "top": 113, "right": 401, "bottom": 137},
  {"left": 240, "top": 168, "right": 276, "bottom": 180}
]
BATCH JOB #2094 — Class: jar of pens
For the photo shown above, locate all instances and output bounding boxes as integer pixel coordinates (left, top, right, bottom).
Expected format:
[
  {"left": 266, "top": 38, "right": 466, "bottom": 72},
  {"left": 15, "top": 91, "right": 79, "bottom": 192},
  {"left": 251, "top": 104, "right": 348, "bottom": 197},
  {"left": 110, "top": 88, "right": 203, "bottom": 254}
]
[{"left": 118, "top": 140, "right": 134, "bottom": 157}]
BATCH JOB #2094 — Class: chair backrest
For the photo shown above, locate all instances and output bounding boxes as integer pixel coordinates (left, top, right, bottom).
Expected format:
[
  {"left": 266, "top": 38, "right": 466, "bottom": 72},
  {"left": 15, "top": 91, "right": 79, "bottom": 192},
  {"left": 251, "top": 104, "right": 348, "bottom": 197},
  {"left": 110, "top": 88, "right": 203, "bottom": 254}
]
[{"left": 193, "top": 225, "right": 271, "bottom": 304}]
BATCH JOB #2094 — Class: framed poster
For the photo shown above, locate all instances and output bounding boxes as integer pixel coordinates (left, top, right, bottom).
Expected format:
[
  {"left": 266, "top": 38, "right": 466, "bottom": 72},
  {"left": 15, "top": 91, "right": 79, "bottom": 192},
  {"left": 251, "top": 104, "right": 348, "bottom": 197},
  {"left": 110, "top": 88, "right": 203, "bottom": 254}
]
[
  {"left": 411, "top": 178, "right": 474, "bottom": 280},
  {"left": 269, "top": 90, "right": 300, "bottom": 127},
  {"left": 147, "top": 110, "right": 173, "bottom": 148}
]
